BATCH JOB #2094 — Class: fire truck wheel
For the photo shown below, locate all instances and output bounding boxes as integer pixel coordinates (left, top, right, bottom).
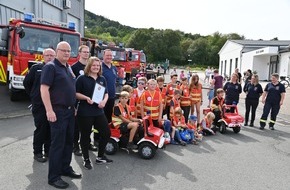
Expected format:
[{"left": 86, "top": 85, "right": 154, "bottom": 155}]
[
  {"left": 105, "top": 138, "right": 118, "bottom": 155},
  {"left": 10, "top": 88, "right": 21, "bottom": 101},
  {"left": 138, "top": 142, "right": 156, "bottom": 160}
]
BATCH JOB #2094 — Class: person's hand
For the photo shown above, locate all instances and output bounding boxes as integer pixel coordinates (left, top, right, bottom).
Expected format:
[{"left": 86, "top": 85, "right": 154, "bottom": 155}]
[
  {"left": 86, "top": 97, "right": 94, "bottom": 105},
  {"left": 98, "top": 100, "right": 106, "bottom": 108},
  {"left": 47, "top": 110, "right": 57, "bottom": 122},
  {"left": 280, "top": 101, "right": 283, "bottom": 106},
  {"left": 262, "top": 99, "right": 265, "bottom": 104}
]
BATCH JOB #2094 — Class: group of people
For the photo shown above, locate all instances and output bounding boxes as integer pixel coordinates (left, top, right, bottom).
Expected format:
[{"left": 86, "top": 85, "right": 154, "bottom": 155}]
[
  {"left": 24, "top": 43, "right": 119, "bottom": 189},
  {"left": 205, "top": 68, "right": 286, "bottom": 131},
  {"left": 23, "top": 41, "right": 286, "bottom": 189}
]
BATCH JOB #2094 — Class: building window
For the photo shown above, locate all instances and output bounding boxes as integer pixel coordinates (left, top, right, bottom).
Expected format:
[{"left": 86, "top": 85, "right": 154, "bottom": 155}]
[
  {"left": 235, "top": 58, "right": 238, "bottom": 69},
  {"left": 221, "top": 61, "right": 223, "bottom": 75},
  {"left": 224, "top": 60, "right": 227, "bottom": 76},
  {"left": 230, "top": 59, "right": 232, "bottom": 76}
]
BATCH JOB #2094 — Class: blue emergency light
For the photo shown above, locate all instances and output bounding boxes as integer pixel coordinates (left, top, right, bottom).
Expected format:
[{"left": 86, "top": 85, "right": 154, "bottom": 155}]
[
  {"left": 68, "top": 22, "right": 75, "bottom": 29},
  {"left": 24, "top": 13, "right": 34, "bottom": 22}
]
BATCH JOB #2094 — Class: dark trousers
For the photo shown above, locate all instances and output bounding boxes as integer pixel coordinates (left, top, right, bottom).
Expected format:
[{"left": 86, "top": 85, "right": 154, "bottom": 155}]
[
  {"left": 260, "top": 102, "right": 280, "bottom": 127},
  {"left": 213, "top": 109, "right": 221, "bottom": 127},
  {"left": 245, "top": 98, "right": 259, "bottom": 124},
  {"left": 165, "top": 105, "right": 170, "bottom": 120},
  {"left": 32, "top": 104, "right": 50, "bottom": 155},
  {"left": 181, "top": 106, "right": 191, "bottom": 123},
  {"left": 73, "top": 116, "right": 80, "bottom": 148},
  {"left": 104, "top": 98, "right": 115, "bottom": 123},
  {"left": 78, "top": 114, "right": 110, "bottom": 159},
  {"left": 48, "top": 108, "right": 75, "bottom": 183}
]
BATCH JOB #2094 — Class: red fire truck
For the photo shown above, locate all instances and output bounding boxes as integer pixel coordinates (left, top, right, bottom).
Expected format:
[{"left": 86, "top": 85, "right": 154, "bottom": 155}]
[
  {"left": 82, "top": 38, "right": 146, "bottom": 79},
  {"left": 0, "top": 13, "right": 81, "bottom": 101}
]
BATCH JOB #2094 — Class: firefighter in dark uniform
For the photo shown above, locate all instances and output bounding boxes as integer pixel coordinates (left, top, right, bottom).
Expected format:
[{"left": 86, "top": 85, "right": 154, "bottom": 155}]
[
  {"left": 23, "top": 48, "right": 55, "bottom": 162},
  {"left": 41, "top": 42, "right": 82, "bottom": 189},
  {"left": 260, "top": 73, "right": 286, "bottom": 130},
  {"left": 71, "top": 45, "right": 98, "bottom": 156}
]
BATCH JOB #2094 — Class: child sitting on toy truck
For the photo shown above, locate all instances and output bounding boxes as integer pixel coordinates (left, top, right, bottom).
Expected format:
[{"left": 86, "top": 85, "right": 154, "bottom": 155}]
[
  {"left": 210, "top": 88, "right": 225, "bottom": 128},
  {"left": 112, "top": 91, "right": 142, "bottom": 150}
]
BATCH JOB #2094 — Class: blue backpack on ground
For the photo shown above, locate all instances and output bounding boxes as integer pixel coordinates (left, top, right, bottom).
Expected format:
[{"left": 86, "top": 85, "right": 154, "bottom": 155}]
[{"left": 179, "top": 129, "right": 192, "bottom": 142}]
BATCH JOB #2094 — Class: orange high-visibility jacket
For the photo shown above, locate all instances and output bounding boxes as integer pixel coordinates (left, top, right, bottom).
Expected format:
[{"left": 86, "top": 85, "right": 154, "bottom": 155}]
[
  {"left": 140, "top": 90, "right": 162, "bottom": 120},
  {"left": 112, "top": 103, "right": 131, "bottom": 128}
]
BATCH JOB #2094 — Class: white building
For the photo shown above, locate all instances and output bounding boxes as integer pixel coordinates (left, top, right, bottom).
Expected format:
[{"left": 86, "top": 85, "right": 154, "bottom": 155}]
[{"left": 218, "top": 40, "right": 290, "bottom": 80}]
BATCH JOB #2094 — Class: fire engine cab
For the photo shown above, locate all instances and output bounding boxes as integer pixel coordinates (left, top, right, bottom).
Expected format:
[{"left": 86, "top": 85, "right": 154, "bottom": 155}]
[{"left": 0, "top": 13, "right": 81, "bottom": 101}]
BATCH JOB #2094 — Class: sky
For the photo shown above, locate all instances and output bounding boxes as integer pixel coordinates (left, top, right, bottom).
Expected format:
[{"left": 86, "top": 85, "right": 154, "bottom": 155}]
[{"left": 85, "top": 0, "right": 290, "bottom": 40}]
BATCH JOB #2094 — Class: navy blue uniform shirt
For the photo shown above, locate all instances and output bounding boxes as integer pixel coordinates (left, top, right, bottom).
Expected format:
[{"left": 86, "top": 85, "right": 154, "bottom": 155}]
[
  {"left": 245, "top": 83, "right": 263, "bottom": 100},
  {"left": 71, "top": 61, "right": 85, "bottom": 78},
  {"left": 23, "top": 63, "right": 45, "bottom": 105},
  {"left": 76, "top": 75, "right": 108, "bottom": 116},
  {"left": 41, "top": 59, "right": 76, "bottom": 106},
  {"left": 264, "top": 82, "right": 285, "bottom": 103},
  {"left": 102, "top": 62, "right": 117, "bottom": 99},
  {"left": 223, "top": 82, "right": 242, "bottom": 103}
]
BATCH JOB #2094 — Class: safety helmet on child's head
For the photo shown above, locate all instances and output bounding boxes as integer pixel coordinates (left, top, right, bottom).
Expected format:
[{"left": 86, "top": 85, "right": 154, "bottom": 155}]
[{"left": 189, "top": 115, "right": 197, "bottom": 121}]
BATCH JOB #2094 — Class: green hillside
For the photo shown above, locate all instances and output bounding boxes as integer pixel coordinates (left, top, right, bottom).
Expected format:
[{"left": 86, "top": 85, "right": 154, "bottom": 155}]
[{"left": 84, "top": 10, "right": 244, "bottom": 67}]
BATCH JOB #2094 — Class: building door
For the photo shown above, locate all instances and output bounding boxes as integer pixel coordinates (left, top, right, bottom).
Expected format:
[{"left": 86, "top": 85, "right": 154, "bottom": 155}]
[{"left": 269, "top": 55, "right": 278, "bottom": 80}]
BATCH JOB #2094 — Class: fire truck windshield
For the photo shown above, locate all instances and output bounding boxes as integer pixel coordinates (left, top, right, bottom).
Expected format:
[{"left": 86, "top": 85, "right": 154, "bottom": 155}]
[
  {"left": 132, "top": 52, "right": 146, "bottom": 63},
  {"left": 19, "top": 27, "right": 79, "bottom": 57},
  {"left": 112, "top": 50, "right": 126, "bottom": 61},
  {"left": 97, "top": 49, "right": 126, "bottom": 61}
]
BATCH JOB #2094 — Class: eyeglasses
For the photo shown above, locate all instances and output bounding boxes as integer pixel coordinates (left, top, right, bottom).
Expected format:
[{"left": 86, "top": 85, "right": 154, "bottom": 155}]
[
  {"left": 81, "top": 51, "right": 90, "bottom": 53},
  {"left": 138, "top": 82, "right": 145, "bottom": 85},
  {"left": 58, "top": 49, "right": 71, "bottom": 53}
]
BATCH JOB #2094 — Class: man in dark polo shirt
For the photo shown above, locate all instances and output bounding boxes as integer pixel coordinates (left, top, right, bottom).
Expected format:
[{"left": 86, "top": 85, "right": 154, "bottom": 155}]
[
  {"left": 23, "top": 48, "right": 55, "bottom": 163},
  {"left": 40, "top": 41, "right": 82, "bottom": 189},
  {"left": 102, "top": 49, "right": 118, "bottom": 123}
]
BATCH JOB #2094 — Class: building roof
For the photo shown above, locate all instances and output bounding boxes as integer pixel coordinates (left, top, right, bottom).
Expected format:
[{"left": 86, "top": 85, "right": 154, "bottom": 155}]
[{"left": 231, "top": 40, "right": 290, "bottom": 47}]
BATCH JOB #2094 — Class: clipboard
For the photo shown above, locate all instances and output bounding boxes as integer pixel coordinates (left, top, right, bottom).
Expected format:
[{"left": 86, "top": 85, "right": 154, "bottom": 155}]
[{"left": 92, "top": 82, "right": 105, "bottom": 104}]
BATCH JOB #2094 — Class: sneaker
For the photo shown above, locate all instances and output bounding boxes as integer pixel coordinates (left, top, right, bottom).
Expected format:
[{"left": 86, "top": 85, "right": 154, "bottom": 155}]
[
  {"left": 95, "top": 156, "right": 113, "bottom": 164},
  {"left": 127, "top": 142, "right": 138, "bottom": 150},
  {"left": 192, "top": 140, "right": 199, "bottom": 145},
  {"left": 89, "top": 144, "right": 98, "bottom": 152},
  {"left": 83, "top": 159, "right": 92, "bottom": 170},
  {"left": 170, "top": 139, "right": 178, "bottom": 145},
  {"left": 73, "top": 147, "right": 82, "bottom": 156},
  {"left": 179, "top": 141, "right": 187, "bottom": 146},
  {"left": 269, "top": 126, "right": 275, "bottom": 130},
  {"left": 34, "top": 154, "right": 47, "bottom": 163}
]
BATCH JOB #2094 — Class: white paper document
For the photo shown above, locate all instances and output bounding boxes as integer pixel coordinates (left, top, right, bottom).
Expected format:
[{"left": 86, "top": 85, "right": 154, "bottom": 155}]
[{"left": 92, "top": 83, "right": 105, "bottom": 104}]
